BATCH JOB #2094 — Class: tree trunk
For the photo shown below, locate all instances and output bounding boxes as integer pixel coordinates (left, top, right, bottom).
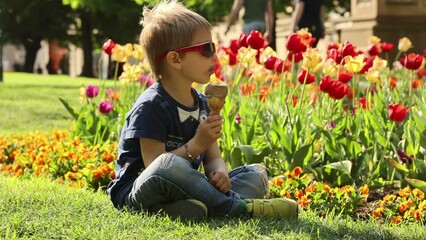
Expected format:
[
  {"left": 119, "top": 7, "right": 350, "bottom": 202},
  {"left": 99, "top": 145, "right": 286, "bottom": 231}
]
[
  {"left": 80, "top": 10, "right": 94, "bottom": 78},
  {"left": 23, "top": 37, "right": 41, "bottom": 73}
]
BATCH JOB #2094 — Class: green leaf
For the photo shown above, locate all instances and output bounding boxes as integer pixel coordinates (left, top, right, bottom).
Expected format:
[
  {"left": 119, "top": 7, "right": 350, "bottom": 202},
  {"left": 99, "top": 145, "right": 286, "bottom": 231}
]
[
  {"left": 414, "top": 159, "right": 426, "bottom": 178},
  {"left": 406, "top": 177, "right": 426, "bottom": 194},
  {"left": 58, "top": 98, "right": 79, "bottom": 120},
  {"left": 324, "top": 141, "right": 340, "bottom": 159},
  {"left": 323, "top": 160, "right": 352, "bottom": 175},
  {"left": 238, "top": 145, "right": 270, "bottom": 164},
  {"left": 420, "top": 130, "right": 426, "bottom": 149},
  {"left": 290, "top": 144, "right": 312, "bottom": 169},
  {"left": 230, "top": 147, "right": 243, "bottom": 169},
  {"left": 388, "top": 158, "right": 409, "bottom": 173}
]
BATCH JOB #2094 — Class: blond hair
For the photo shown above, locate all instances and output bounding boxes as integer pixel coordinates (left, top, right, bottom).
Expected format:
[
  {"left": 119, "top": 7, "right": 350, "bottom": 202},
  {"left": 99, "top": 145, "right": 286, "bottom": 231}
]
[{"left": 139, "top": 0, "right": 212, "bottom": 79}]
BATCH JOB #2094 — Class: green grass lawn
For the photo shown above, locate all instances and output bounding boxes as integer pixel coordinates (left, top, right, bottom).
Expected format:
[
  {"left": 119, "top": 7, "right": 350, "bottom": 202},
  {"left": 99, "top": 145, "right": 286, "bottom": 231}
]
[
  {"left": 1, "top": 72, "right": 425, "bottom": 239},
  {"left": 0, "top": 72, "right": 113, "bottom": 136},
  {"left": 2, "top": 175, "right": 425, "bottom": 239}
]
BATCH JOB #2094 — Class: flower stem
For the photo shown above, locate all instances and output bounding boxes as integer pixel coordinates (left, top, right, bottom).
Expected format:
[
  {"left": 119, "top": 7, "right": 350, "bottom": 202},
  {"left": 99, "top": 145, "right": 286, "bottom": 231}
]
[
  {"left": 113, "top": 61, "right": 119, "bottom": 89},
  {"left": 367, "top": 121, "right": 396, "bottom": 185}
]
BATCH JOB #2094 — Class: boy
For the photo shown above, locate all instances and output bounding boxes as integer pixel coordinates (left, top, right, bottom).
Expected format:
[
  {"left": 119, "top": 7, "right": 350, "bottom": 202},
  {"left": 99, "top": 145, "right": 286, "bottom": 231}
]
[{"left": 107, "top": 0, "right": 298, "bottom": 220}]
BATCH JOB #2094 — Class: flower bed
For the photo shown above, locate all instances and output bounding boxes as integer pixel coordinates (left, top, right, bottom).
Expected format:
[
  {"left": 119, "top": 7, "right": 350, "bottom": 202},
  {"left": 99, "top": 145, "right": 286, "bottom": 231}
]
[
  {"left": 1, "top": 130, "right": 425, "bottom": 224},
  {"left": 3, "top": 30, "right": 426, "bottom": 224}
]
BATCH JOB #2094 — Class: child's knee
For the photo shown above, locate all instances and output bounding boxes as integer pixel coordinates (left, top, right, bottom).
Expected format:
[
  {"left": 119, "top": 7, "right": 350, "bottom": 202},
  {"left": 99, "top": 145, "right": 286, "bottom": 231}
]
[{"left": 248, "top": 164, "right": 269, "bottom": 193}]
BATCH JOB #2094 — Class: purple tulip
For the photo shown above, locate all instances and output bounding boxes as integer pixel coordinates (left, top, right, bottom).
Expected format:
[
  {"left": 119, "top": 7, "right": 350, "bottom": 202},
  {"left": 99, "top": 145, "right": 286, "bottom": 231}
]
[
  {"left": 235, "top": 113, "right": 241, "bottom": 124},
  {"left": 86, "top": 85, "right": 99, "bottom": 98},
  {"left": 99, "top": 100, "right": 114, "bottom": 114},
  {"left": 138, "top": 74, "right": 153, "bottom": 87},
  {"left": 397, "top": 149, "right": 413, "bottom": 164},
  {"left": 328, "top": 121, "right": 335, "bottom": 130}
]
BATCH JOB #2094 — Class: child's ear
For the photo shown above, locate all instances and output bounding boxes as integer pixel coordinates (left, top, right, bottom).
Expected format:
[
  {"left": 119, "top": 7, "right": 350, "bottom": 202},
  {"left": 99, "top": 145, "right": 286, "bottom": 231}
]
[{"left": 166, "top": 51, "right": 182, "bottom": 69}]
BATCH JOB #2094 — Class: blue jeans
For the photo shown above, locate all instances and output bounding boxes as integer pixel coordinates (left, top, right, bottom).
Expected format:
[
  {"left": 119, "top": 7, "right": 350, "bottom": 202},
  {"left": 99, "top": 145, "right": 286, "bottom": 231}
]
[
  {"left": 124, "top": 153, "right": 269, "bottom": 216},
  {"left": 243, "top": 21, "right": 266, "bottom": 34}
]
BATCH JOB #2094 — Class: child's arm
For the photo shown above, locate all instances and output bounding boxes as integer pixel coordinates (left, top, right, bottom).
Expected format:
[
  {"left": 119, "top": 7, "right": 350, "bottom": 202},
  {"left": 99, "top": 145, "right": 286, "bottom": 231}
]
[
  {"left": 203, "top": 142, "right": 231, "bottom": 193},
  {"left": 139, "top": 138, "right": 165, "bottom": 168},
  {"left": 139, "top": 115, "right": 224, "bottom": 168}
]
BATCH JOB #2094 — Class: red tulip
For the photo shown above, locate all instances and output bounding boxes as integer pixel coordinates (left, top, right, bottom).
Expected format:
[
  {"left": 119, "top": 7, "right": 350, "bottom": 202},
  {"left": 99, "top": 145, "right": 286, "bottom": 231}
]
[
  {"left": 381, "top": 42, "right": 394, "bottom": 52},
  {"left": 367, "top": 44, "right": 381, "bottom": 56},
  {"left": 264, "top": 56, "right": 278, "bottom": 71},
  {"left": 327, "top": 48, "right": 343, "bottom": 64},
  {"left": 286, "top": 33, "right": 306, "bottom": 53},
  {"left": 238, "top": 33, "right": 249, "bottom": 48},
  {"left": 297, "top": 69, "right": 316, "bottom": 84},
  {"left": 247, "top": 30, "right": 265, "bottom": 50},
  {"left": 327, "top": 42, "right": 340, "bottom": 51},
  {"left": 341, "top": 41, "right": 357, "bottom": 57},
  {"left": 359, "top": 97, "right": 373, "bottom": 110},
  {"left": 359, "top": 97, "right": 367, "bottom": 110},
  {"left": 417, "top": 69, "right": 426, "bottom": 79},
  {"left": 274, "top": 59, "right": 291, "bottom": 73},
  {"left": 346, "top": 87, "right": 354, "bottom": 99},
  {"left": 388, "top": 103, "right": 409, "bottom": 122},
  {"left": 229, "top": 39, "right": 240, "bottom": 54},
  {"left": 360, "top": 57, "right": 374, "bottom": 74},
  {"left": 102, "top": 39, "right": 116, "bottom": 56},
  {"left": 319, "top": 75, "right": 334, "bottom": 93},
  {"left": 287, "top": 52, "right": 303, "bottom": 63},
  {"left": 328, "top": 81, "right": 349, "bottom": 100},
  {"left": 399, "top": 53, "right": 424, "bottom": 70},
  {"left": 228, "top": 52, "right": 237, "bottom": 66},
  {"left": 423, "top": 49, "right": 426, "bottom": 58},
  {"left": 338, "top": 72, "right": 353, "bottom": 83}
]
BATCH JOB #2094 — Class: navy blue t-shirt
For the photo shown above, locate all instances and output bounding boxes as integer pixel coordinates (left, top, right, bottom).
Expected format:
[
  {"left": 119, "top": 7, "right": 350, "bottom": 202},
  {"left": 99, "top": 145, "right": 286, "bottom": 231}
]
[{"left": 107, "top": 82, "right": 210, "bottom": 208}]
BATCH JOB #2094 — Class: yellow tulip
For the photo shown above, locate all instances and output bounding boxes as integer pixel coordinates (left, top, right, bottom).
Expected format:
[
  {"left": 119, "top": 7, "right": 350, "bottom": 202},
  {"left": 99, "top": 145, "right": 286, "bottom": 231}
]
[
  {"left": 123, "top": 43, "right": 133, "bottom": 56},
  {"left": 237, "top": 47, "right": 257, "bottom": 67},
  {"left": 368, "top": 36, "right": 381, "bottom": 45},
  {"left": 372, "top": 57, "right": 387, "bottom": 71},
  {"left": 296, "top": 28, "right": 312, "bottom": 38},
  {"left": 252, "top": 67, "right": 269, "bottom": 83},
  {"left": 344, "top": 54, "right": 366, "bottom": 73},
  {"left": 141, "top": 61, "right": 151, "bottom": 72},
  {"left": 218, "top": 51, "right": 230, "bottom": 66},
  {"left": 398, "top": 37, "right": 412, "bottom": 52},
  {"left": 302, "top": 47, "right": 322, "bottom": 70},
  {"left": 365, "top": 69, "right": 380, "bottom": 83},
  {"left": 132, "top": 44, "right": 144, "bottom": 61},
  {"left": 111, "top": 44, "right": 127, "bottom": 63},
  {"left": 259, "top": 46, "right": 277, "bottom": 64},
  {"left": 322, "top": 59, "right": 338, "bottom": 78},
  {"left": 119, "top": 62, "right": 143, "bottom": 84}
]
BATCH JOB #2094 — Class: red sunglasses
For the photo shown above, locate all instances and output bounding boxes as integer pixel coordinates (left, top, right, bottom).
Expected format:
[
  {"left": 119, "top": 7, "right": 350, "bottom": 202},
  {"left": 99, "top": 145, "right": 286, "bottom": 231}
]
[{"left": 156, "top": 41, "right": 216, "bottom": 63}]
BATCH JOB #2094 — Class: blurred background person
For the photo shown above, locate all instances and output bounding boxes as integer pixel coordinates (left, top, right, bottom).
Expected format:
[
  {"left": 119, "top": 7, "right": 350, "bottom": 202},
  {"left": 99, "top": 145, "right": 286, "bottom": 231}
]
[
  {"left": 225, "top": 0, "right": 275, "bottom": 47},
  {"left": 290, "top": 0, "right": 325, "bottom": 48}
]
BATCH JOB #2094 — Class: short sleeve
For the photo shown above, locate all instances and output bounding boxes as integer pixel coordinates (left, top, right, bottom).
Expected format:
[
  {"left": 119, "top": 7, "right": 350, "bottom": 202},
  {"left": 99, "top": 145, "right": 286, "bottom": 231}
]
[{"left": 123, "top": 101, "right": 168, "bottom": 142}]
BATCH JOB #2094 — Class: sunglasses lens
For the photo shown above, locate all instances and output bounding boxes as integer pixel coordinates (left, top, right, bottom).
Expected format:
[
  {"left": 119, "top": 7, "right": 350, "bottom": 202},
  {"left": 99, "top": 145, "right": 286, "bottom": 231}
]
[{"left": 202, "top": 43, "right": 215, "bottom": 57}]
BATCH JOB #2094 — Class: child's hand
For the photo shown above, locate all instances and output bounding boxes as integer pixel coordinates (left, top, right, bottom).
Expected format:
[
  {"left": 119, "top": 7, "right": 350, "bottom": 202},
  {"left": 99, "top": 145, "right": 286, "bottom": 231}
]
[
  {"left": 193, "top": 114, "right": 223, "bottom": 150},
  {"left": 208, "top": 170, "right": 231, "bottom": 193}
]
